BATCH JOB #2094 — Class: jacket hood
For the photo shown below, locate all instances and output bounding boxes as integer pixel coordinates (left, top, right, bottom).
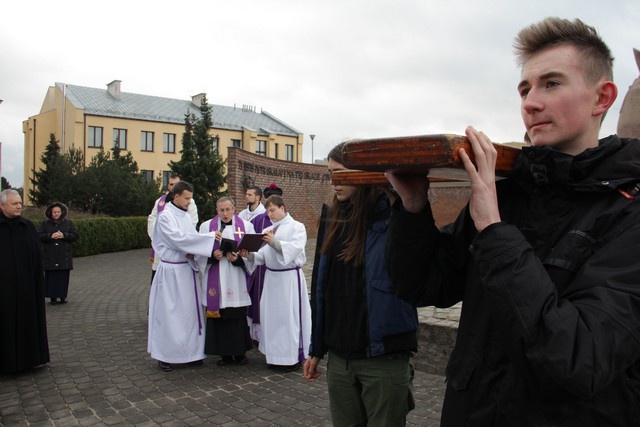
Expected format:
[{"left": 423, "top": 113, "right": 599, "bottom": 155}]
[
  {"left": 513, "top": 135, "right": 640, "bottom": 192},
  {"left": 45, "top": 202, "right": 68, "bottom": 221}
]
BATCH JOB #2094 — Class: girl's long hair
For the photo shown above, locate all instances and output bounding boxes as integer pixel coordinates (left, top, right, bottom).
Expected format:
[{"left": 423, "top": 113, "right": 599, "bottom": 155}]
[{"left": 321, "top": 142, "right": 383, "bottom": 266}]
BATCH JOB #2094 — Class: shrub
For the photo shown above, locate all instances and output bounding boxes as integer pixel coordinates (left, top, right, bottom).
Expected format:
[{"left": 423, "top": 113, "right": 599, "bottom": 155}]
[{"left": 34, "top": 216, "right": 150, "bottom": 257}]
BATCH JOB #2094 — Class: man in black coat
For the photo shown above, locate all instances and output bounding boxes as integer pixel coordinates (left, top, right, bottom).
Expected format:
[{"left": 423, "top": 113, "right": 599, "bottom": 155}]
[
  {"left": 0, "top": 189, "right": 49, "bottom": 374},
  {"left": 386, "top": 18, "right": 640, "bottom": 426}
]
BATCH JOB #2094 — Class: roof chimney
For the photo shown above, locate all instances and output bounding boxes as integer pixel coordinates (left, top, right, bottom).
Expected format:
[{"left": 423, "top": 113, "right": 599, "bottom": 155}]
[
  {"left": 191, "top": 93, "right": 206, "bottom": 107},
  {"left": 107, "top": 80, "right": 121, "bottom": 99}
]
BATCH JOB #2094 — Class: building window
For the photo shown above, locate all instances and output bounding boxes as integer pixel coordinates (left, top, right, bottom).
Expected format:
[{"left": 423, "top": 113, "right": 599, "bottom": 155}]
[
  {"left": 113, "top": 128, "right": 127, "bottom": 149},
  {"left": 256, "top": 140, "right": 267, "bottom": 156},
  {"left": 88, "top": 126, "right": 103, "bottom": 148},
  {"left": 163, "top": 133, "right": 176, "bottom": 153},
  {"left": 286, "top": 144, "right": 294, "bottom": 161},
  {"left": 141, "top": 131, "right": 154, "bottom": 152},
  {"left": 212, "top": 135, "right": 219, "bottom": 152},
  {"left": 162, "top": 171, "right": 172, "bottom": 190},
  {"left": 274, "top": 143, "right": 279, "bottom": 159},
  {"left": 230, "top": 139, "right": 241, "bottom": 148},
  {"left": 141, "top": 170, "right": 154, "bottom": 184}
]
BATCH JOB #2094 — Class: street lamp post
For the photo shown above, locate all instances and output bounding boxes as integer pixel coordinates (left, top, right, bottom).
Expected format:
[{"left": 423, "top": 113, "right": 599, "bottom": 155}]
[{"left": 310, "top": 134, "right": 316, "bottom": 164}]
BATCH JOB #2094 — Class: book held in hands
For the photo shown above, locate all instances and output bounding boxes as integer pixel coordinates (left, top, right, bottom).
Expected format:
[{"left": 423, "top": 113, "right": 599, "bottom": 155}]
[{"left": 237, "top": 234, "right": 266, "bottom": 252}]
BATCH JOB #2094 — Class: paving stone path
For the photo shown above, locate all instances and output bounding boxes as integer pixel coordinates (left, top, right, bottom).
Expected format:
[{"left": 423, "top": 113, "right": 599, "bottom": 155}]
[{"left": 0, "top": 245, "right": 446, "bottom": 426}]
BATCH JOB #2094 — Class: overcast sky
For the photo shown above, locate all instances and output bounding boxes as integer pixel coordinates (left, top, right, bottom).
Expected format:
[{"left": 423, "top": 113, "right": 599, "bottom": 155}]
[{"left": 1, "top": 0, "right": 638, "bottom": 187}]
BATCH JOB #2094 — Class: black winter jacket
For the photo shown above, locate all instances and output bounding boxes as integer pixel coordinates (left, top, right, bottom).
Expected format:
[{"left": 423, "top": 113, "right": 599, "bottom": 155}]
[
  {"left": 386, "top": 136, "right": 640, "bottom": 426},
  {"left": 39, "top": 203, "right": 79, "bottom": 270}
]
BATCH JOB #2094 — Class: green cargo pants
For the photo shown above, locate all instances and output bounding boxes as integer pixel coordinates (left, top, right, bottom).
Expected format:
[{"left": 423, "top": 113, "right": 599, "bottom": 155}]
[{"left": 326, "top": 350, "right": 415, "bottom": 427}]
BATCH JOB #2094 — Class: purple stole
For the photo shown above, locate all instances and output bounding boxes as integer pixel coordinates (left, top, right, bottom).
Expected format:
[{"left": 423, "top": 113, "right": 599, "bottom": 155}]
[
  {"left": 206, "top": 214, "right": 246, "bottom": 318},
  {"left": 149, "top": 195, "right": 168, "bottom": 262},
  {"left": 248, "top": 213, "right": 272, "bottom": 324}
]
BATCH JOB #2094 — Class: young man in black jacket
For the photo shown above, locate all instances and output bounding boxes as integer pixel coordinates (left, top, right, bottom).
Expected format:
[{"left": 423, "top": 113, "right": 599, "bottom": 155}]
[{"left": 386, "top": 17, "right": 640, "bottom": 426}]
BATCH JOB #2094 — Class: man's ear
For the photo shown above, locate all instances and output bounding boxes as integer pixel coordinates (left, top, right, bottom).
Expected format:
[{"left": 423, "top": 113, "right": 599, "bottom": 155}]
[{"left": 593, "top": 81, "right": 618, "bottom": 117}]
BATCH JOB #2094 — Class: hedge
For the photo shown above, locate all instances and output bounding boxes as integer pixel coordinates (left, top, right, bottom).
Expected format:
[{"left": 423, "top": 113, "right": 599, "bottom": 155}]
[{"left": 34, "top": 216, "right": 151, "bottom": 257}]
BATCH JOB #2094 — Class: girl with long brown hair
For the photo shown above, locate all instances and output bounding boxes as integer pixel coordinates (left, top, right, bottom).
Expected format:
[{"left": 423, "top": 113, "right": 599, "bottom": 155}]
[{"left": 304, "top": 142, "right": 419, "bottom": 426}]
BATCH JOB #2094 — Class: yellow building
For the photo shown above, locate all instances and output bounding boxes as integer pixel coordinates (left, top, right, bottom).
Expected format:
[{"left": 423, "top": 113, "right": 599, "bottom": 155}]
[{"left": 23, "top": 80, "right": 304, "bottom": 199}]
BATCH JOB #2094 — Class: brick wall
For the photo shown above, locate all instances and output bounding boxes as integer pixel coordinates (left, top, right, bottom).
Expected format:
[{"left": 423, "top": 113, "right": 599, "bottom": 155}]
[
  {"left": 227, "top": 148, "right": 331, "bottom": 238},
  {"left": 226, "top": 148, "right": 471, "bottom": 237}
]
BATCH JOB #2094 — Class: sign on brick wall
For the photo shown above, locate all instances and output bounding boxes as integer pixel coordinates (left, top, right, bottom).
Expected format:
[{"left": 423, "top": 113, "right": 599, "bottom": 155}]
[
  {"left": 227, "top": 148, "right": 331, "bottom": 238},
  {"left": 226, "top": 148, "right": 471, "bottom": 238}
]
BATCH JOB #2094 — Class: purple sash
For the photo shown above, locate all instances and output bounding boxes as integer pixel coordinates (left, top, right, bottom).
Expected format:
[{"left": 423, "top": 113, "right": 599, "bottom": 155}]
[
  {"left": 266, "top": 265, "right": 306, "bottom": 363},
  {"left": 206, "top": 214, "right": 246, "bottom": 317},
  {"left": 149, "top": 195, "right": 168, "bottom": 262},
  {"left": 247, "top": 217, "right": 274, "bottom": 324}
]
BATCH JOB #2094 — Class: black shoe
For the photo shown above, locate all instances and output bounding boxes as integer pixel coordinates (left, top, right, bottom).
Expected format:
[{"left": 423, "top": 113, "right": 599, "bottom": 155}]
[
  {"left": 216, "top": 356, "right": 233, "bottom": 366},
  {"left": 50, "top": 299, "right": 58, "bottom": 305},
  {"left": 188, "top": 359, "right": 203, "bottom": 366},
  {"left": 59, "top": 298, "right": 67, "bottom": 304},
  {"left": 158, "top": 361, "right": 172, "bottom": 372},
  {"left": 272, "top": 363, "right": 299, "bottom": 373},
  {"left": 234, "top": 356, "right": 249, "bottom": 365},
  {"left": 287, "top": 363, "right": 301, "bottom": 372}
]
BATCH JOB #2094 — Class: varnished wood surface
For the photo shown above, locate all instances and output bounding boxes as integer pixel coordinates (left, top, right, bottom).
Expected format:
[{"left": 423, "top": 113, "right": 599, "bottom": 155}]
[
  {"left": 330, "top": 170, "right": 460, "bottom": 186},
  {"left": 340, "top": 134, "right": 521, "bottom": 179}
]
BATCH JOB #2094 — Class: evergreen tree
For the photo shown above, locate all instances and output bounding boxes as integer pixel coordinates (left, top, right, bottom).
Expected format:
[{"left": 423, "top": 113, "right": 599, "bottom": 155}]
[
  {"left": 1, "top": 176, "right": 11, "bottom": 190},
  {"left": 170, "top": 112, "right": 196, "bottom": 184},
  {"left": 169, "top": 95, "right": 226, "bottom": 217},
  {"left": 28, "top": 132, "right": 160, "bottom": 215},
  {"left": 60, "top": 147, "right": 86, "bottom": 206},
  {"left": 43, "top": 132, "right": 61, "bottom": 163},
  {"left": 29, "top": 133, "right": 66, "bottom": 206},
  {"left": 72, "top": 149, "right": 109, "bottom": 213},
  {"left": 29, "top": 134, "right": 85, "bottom": 207},
  {"left": 66, "top": 147, "right": 85, "bottom": 176},
  {"left": 76, "top": 147, "right": 161, "bottom": 216}
]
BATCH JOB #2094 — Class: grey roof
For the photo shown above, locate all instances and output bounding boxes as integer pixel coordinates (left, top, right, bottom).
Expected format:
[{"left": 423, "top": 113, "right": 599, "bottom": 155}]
[{"left": 56, "top": 82, "right": 300, "bottom": 137}]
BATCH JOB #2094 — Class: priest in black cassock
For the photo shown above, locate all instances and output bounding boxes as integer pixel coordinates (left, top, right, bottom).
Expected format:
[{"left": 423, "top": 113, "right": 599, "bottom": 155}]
[
  {"left": 197, "top": 197, "right": 255, "bottom": 366},
  {"left": 0, "top": 189, "right": 50, "bottom": 374}
]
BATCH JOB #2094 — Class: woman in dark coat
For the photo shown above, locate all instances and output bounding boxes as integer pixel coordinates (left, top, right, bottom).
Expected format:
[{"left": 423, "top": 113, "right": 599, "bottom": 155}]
[{"left": 39, "top": 202, "right": 79, "bottom": 304}]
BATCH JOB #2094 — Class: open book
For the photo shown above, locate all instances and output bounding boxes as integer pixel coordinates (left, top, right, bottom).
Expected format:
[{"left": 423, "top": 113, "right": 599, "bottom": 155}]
[
  {"left": 219, "top": 238, "right": 238, "bottom": 255},
  {"left": 236, "top": 233, "right": 267, "bottom": 252}
]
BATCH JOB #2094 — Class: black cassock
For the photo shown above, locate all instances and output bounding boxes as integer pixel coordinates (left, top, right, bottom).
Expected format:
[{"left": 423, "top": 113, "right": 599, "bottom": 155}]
[
  {"left": 0, "top": 213, "right": 49, "bottom": 374},
  {"left": 204, "top": 221, "right": 252, "bottom": 357}
]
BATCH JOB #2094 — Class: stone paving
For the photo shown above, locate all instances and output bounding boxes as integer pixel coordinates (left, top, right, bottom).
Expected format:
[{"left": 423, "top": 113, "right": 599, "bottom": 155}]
[{"left": 0, "top": 242, "right": 448, "bottom": 426}]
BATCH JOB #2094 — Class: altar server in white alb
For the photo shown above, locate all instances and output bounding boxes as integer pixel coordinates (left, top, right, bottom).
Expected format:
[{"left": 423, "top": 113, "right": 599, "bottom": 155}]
[
  {"left": 241, "top": 195, "right": 311, "bottom": 372},
  {"left": 147, "top": 174, "right": 198, "bottom": 283},
  {"left": 148, "top": 181, "right": 216, "bottom": 373},
  {"left": 197, "top": 196, "right": 255, "bottom": 366},
  {"left": 238, "top": 186, "right": 265, "bottom": 222}
]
